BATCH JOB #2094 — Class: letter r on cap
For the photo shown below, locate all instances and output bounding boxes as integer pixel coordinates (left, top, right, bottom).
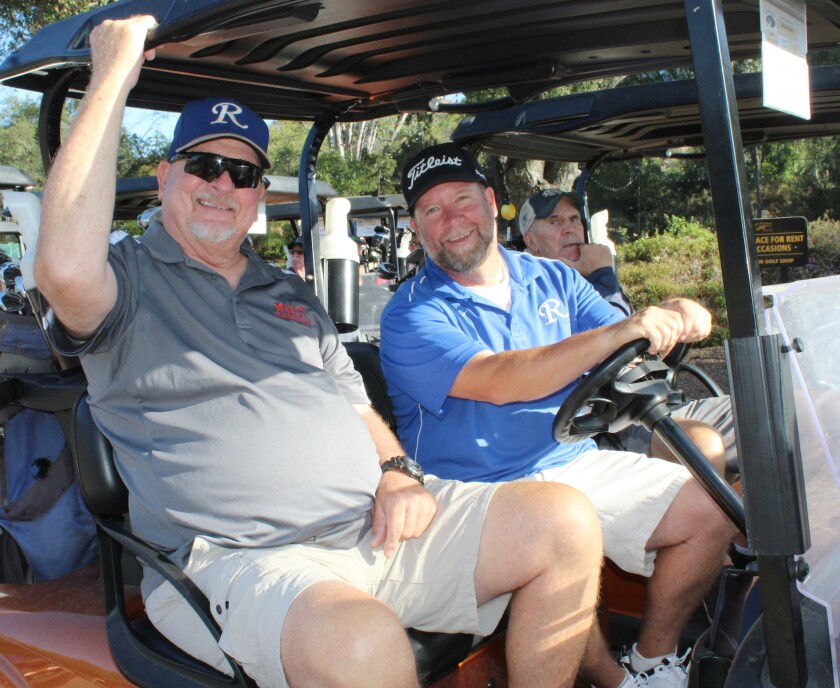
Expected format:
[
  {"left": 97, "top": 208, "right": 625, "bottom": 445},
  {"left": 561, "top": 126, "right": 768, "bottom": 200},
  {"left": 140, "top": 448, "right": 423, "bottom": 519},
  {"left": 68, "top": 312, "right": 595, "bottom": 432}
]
[{"left": 211, "top": 102, "right": 248, "bottom": 129}]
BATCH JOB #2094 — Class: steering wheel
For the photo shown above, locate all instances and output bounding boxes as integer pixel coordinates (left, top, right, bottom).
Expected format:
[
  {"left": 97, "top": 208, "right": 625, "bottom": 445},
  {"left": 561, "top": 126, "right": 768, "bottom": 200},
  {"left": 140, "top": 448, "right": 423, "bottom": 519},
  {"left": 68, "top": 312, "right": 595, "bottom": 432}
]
[{"left": 552, "top": 338, "right": 673, "bottom": 444}]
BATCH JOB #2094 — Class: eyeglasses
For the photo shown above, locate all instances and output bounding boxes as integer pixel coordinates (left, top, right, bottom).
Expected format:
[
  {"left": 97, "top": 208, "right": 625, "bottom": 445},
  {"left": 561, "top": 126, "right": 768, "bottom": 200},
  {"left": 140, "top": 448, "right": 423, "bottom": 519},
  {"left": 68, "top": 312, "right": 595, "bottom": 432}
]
[{"left": 169, "top": 152, "right": 268, "bottom": 189}]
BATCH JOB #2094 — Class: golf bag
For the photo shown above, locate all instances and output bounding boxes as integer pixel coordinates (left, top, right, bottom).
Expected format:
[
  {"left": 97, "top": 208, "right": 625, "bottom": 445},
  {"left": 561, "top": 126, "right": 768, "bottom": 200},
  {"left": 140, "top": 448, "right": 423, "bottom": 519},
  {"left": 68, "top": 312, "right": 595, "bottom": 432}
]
[{"left": 0, "top": 311, "right": 96, "bottom": 583}]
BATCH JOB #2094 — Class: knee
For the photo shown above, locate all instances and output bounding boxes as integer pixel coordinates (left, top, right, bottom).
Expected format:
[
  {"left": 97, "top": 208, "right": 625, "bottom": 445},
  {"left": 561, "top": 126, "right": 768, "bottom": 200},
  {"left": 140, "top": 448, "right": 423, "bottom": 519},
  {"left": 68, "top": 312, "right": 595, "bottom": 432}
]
[
  {"left": 331, "top": 603, "right": 416, "bottom": 673},
  {"left": 282, "top": 588, "right": 418, "bottom": 687},
  {"left": 518, "top": 482, "right": 602, "bottom": 565},
  {"left": 690, "top": 481, "right": 740, "bottom": 541},
  {"left": 685, "top": 423, "right": 727, "bottom": 475}
]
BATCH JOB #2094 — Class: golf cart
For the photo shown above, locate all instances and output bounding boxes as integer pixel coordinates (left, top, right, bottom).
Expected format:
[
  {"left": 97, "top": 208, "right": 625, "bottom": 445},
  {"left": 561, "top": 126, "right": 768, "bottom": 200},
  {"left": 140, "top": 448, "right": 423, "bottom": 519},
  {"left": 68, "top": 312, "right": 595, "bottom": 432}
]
[
  {"left": 265, "top": 193, "right": 407, "bottom": 341},
  {"left": 452, "top": 59, "right": 840, "bottom": 685},
  {"left": 0, "top": 1, "right": 839, "bottom": 687},
  {"left": 113, "top": 174, "right": 339, "bottom": 223}
]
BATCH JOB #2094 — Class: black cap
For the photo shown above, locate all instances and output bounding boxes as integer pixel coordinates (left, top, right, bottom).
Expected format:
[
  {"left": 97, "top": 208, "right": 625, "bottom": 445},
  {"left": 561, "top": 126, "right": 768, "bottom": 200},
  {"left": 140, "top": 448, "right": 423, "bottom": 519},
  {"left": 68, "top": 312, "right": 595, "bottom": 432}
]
[{"left": 402, "top": 143, "right": 488, "bottom": 213}]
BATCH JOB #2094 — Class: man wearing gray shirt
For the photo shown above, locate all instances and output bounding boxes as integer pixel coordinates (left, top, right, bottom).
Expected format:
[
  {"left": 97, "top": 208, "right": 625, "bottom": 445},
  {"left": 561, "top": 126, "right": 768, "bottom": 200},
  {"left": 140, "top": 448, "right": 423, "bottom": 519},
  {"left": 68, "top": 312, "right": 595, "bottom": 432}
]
[{"left": 35, "top": 15, "right": 603, "bottom": 688}]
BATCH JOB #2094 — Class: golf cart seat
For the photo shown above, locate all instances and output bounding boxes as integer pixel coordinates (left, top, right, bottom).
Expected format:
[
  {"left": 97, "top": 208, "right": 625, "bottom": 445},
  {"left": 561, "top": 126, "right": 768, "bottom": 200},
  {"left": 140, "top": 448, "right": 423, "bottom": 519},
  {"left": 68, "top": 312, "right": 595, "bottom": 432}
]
[
  {"left": 343, "top": 341, "right": 398, "bottom": 430},
  {"left": 71, "top": 376, "right": 483, "bottom": 687},
  {"left": 71, "top": 393, "right": 259, "bottom": 688}
]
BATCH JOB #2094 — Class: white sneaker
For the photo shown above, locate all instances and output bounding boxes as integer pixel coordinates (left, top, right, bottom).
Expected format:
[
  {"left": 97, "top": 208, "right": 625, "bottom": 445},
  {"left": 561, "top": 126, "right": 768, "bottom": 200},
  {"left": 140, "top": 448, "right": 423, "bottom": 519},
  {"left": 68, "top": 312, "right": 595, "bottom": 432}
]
[{"left": 619, "top": 648, "right": 690, "bottom": 688}]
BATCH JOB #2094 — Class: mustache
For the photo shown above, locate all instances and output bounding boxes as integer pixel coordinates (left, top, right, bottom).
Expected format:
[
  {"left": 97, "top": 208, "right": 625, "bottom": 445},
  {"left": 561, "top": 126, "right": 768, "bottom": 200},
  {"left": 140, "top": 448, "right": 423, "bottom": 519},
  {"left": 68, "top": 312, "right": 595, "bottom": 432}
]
[{"left": 193, "top": 191, "right": 240, "bottom": 213}]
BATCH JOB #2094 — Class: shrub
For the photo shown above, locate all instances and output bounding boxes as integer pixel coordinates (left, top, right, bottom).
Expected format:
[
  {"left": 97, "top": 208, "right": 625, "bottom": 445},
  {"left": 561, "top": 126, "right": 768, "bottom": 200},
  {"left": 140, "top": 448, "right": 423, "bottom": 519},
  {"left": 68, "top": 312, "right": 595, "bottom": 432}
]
[{"left": 615, "top": 216, "right": 729, "bottom": 346}]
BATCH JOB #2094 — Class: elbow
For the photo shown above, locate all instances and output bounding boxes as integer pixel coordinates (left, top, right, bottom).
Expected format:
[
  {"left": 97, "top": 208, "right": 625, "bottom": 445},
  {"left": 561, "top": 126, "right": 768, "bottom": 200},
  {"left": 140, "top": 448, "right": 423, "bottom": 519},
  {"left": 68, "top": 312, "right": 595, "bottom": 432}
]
[
  {"left": 33, "top": 253, "right": 68, "bottom": 300},
  {"left": 482, "top": 387, "right": 514, "bottom": 405},
  {"left": 34, "top": 251, "right": 96, "bottom": 304},
  {"left": 468, "top": 382, "right": 525, "bottom": 406},
  {"left": 32, "top": 255, "right": 51, "bottom": 294}
]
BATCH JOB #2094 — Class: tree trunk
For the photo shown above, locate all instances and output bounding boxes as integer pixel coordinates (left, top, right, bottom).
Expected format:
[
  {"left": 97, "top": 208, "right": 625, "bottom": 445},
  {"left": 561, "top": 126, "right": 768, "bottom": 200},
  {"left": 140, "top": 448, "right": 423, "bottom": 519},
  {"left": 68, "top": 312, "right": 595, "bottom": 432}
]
[{"left": 497, "top": 158, "right": 578, "bottom": 241}]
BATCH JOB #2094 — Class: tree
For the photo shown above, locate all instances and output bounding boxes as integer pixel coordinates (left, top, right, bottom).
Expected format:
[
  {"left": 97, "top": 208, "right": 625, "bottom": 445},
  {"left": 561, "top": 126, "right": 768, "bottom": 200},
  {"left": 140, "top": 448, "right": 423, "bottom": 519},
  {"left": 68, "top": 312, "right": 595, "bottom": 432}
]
[
  {"left": 0, "top": 1, "right": 108, "bottom": 57},
  {"left": 0, "top": 93, "right": 44, "bottom": 183},
  {"left": 117, "top": 130, "right": 169, "bottom": 179}
]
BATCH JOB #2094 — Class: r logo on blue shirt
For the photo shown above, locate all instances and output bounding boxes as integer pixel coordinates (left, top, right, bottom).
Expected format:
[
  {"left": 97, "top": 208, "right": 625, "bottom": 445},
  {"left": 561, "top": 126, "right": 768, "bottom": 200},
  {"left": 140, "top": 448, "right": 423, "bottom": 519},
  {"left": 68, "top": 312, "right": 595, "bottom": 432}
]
[{"left": 538, "top": 298, "right": 570, "bottom": 325}]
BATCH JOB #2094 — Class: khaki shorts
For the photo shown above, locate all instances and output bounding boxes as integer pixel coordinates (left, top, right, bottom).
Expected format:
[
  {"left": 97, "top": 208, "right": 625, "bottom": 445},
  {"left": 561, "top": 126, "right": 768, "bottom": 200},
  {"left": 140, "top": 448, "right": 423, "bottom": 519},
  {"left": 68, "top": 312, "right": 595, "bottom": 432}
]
[
  {"left": 519, "top": 449, "right": 690, "bottom": 576},
  {"left": 145, "top": 478, "right": 506, "bottom": 688}
]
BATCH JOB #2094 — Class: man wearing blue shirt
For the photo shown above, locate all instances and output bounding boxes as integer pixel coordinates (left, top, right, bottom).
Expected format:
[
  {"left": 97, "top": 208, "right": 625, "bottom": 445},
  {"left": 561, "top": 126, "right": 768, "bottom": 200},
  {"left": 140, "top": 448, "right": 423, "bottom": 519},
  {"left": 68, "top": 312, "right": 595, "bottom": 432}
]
[
  {"left": 380, "top": 143, "right": 737, "bottom": 688},
  {"left": 519, "top": 189, "right": 735, "bottom": 474}
]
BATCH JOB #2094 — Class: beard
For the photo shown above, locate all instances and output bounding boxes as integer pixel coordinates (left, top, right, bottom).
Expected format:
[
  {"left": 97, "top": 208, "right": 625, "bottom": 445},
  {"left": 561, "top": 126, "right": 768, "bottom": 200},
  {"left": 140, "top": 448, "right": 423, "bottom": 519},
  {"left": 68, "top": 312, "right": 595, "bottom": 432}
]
[
  {"left": 187, "top": 192, "right": 241, "bottom": 243},
  {"left": 187, "top": 220, "right": 238, "bottom": 243},
  {"left": 427, "top": 224, "right": 494, "bottom": 273}
]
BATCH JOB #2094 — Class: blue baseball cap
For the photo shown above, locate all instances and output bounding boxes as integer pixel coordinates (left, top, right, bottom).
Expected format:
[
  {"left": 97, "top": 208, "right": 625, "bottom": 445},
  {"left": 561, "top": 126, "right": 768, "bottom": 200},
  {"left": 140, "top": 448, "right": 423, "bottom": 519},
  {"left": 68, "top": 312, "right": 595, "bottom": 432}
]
[{"left": 167, "top": 97, "right": 271, "bottom": 169}]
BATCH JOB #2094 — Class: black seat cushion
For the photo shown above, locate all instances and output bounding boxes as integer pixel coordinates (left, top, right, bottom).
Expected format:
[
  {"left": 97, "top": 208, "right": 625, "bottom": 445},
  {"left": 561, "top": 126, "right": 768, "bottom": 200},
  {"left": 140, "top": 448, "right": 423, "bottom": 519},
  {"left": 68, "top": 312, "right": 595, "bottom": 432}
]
[
  {"left": 343, "top": 341, "right": 397, "bottom": 430},
  {"left": 71, "top": 394, "right": 127, "bottom": 517}
]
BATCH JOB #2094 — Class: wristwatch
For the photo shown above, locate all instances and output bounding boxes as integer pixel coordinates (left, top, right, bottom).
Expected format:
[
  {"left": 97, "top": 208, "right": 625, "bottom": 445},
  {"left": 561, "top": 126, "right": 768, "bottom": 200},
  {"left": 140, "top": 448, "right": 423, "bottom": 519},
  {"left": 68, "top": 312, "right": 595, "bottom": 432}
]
[{"left": 381, "top": 455, "right": 425, "bottom": 484}]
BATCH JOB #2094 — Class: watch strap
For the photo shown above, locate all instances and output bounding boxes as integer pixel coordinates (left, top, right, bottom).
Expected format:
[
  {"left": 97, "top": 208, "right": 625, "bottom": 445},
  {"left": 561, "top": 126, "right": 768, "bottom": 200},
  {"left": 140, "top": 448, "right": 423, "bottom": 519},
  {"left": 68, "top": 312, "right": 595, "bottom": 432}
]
[{"left": 380, "top": 455, "right": 425, "bottom": 484}]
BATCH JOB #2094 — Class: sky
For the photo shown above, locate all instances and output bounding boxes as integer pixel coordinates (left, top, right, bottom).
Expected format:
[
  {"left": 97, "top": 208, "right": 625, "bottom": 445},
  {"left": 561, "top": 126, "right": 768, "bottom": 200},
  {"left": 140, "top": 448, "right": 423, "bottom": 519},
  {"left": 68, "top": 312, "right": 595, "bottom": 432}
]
[
  {"left": 123, "top": 107, "right": 178, "bottom": 140},
  {"left": 1, "top": 80, "right": 178, "bottom": 139}
]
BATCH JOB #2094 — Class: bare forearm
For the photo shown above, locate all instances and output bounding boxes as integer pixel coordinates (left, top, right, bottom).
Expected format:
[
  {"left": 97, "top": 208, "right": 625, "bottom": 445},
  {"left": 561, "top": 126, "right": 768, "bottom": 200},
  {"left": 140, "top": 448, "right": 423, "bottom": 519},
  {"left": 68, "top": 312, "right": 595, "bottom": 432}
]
[
  {"left": 35, "top": 16, "right": 156, "bottom": 337},
  {"left": 354, "top": 404, "right": 405, "bottom": 463},
  {"left": 450, "top": 302, "right": 698, "bottom": 405},
  {"left": 450, "top": 323, "right": 626, "bottom": 404},
  {"left": 37, "top": 73, "right": 129, "bottom": 291}
]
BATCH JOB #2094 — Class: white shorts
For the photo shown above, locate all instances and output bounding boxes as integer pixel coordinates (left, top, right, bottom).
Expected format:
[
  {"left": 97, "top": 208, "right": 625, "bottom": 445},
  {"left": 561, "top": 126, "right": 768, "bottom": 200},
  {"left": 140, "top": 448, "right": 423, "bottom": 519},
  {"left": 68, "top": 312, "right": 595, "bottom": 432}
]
[
  {"left": 518, "top": 449, "right": 690, "bottom": 576},
  {"left": 145, "top": 478, "right": 506, "bottom": 688}
]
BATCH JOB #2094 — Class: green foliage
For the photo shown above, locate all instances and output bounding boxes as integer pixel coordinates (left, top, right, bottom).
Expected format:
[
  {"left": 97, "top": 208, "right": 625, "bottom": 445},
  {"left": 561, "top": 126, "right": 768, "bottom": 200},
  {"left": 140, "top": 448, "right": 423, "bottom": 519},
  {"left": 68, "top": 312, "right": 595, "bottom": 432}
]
[
  {"left": 267, "top": 120, "right": 311, "bottom": 177},
  {"left": 0, "top": 93, "right": 44, "bottom": 183},
  {"left": 757, "top": 138, "right": 840, "bottom": 219},
  {"left": 315, "top": 149, "right": 398, "bottom": 197},
  {"left": 252, "top": 228, "right": 295, "bottom": 264},
  {"left": 0, "top": 0, "right": 107, "bottom": 56},
  {"left": 616, "top": 216, "right": 729, "bottom": 345},
  {"left": 117, "top": 130, "right": 169, "bottom": 179}
]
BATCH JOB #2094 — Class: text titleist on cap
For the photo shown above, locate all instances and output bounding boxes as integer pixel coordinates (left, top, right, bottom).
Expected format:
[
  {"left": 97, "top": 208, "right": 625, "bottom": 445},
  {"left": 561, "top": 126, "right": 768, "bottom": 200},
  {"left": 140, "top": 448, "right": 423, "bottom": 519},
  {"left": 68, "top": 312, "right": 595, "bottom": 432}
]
[{"left": 406, "top": 154, "right": 463, "bottom": 190}]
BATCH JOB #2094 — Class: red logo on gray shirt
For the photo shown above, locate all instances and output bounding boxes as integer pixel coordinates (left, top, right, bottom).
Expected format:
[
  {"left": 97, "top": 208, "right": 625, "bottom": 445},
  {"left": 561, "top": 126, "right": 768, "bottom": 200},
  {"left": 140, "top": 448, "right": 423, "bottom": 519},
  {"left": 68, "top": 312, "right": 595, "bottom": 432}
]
[{"left": 274, "top": 303, "right": 312, "bottom": 325}]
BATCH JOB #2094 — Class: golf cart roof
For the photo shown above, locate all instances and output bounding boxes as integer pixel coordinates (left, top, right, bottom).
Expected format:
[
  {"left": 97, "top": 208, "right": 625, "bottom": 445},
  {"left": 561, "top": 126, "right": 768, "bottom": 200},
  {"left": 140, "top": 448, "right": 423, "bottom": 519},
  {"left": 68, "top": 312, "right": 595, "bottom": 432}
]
[
  {"left": 3, "top": 0, "right": 840, "bottom": 126},
  {"left": 112, "top": 174, "right": 337, "bottom": 221},
  {"left": 450, "top": 64, "right": 840, "bottom": 165},
  {"left": 0, "top": 166, "right": 36, "bottom": 190}
]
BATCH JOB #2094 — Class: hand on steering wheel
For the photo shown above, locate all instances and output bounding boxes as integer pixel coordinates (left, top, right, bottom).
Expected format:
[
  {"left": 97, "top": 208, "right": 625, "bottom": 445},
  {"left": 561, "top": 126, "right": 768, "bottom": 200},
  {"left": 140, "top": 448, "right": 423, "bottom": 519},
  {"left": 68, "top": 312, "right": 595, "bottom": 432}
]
[{"left": 552, "top": 338, "right": 672, "bottom": 444}]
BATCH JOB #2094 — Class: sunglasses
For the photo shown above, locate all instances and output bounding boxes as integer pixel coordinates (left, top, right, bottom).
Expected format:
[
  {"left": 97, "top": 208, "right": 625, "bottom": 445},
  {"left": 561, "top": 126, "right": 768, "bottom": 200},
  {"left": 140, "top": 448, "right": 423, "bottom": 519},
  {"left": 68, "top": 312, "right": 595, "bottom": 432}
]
[
  {"left": 289, "top": 248, "right": 304, "bottom": 256},
  {"left": 169, "top": 152, "right": 268, "bottom": 189}
]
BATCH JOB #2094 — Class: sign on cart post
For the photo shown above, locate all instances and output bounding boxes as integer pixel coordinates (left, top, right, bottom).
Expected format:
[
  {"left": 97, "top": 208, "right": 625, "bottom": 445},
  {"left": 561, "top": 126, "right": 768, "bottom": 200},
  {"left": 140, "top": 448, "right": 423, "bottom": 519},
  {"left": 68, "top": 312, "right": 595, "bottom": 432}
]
[{"left": 754, "top": 216, "right": 808, "bottom": 268}]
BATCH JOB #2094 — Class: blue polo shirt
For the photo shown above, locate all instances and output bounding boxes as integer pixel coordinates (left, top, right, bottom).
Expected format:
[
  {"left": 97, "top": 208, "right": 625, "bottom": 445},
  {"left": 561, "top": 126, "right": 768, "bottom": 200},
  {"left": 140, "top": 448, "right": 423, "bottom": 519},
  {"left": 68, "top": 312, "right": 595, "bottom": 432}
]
[{"left": 380, "top": 247, "right": 623, "bottom": 483}]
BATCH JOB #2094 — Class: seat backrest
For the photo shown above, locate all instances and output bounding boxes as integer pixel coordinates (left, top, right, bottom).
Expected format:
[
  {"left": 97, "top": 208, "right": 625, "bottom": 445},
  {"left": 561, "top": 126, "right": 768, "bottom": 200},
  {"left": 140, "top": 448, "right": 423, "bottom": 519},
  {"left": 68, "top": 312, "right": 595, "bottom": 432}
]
[
  {"left": 343, "top": 341, "right": 397, "bottom": 430},
  {"left": 71, "top": 394, "right": 128, "bottom": 518}
]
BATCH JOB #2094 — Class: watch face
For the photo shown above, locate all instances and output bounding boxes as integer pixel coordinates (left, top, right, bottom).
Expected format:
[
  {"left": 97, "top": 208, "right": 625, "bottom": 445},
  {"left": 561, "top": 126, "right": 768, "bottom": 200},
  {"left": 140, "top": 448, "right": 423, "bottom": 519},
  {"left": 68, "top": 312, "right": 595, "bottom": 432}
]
[
  {"left": 384, "top": 456, "right": 424, "bottom": 482},
  {"left": 402, "top": 458, "right": 422, "bottom": 477}
]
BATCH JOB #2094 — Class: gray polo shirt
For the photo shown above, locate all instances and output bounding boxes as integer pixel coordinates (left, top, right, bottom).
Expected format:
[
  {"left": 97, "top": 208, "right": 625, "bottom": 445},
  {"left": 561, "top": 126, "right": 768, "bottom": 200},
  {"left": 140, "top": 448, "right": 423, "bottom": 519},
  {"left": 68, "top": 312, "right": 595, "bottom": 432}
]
[{"left": 51, "top": 222, "right": 381, "bottom": 597}]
